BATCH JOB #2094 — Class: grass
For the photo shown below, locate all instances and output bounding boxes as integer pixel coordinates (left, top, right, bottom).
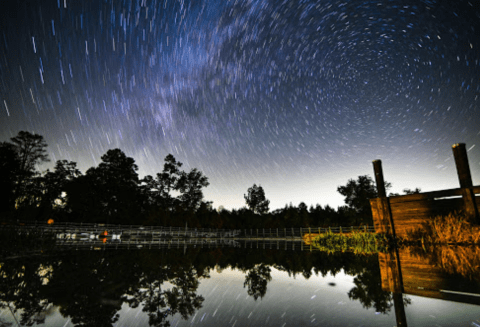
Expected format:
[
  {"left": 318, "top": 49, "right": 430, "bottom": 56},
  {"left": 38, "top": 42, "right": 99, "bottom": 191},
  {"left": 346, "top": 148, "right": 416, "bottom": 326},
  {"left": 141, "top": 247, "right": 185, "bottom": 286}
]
[
  {"left": 404, "top": 211, "right": 480, "bottom": 245},
  {"left": 307, "top": 230, "right": 388, "bottom": 254}
]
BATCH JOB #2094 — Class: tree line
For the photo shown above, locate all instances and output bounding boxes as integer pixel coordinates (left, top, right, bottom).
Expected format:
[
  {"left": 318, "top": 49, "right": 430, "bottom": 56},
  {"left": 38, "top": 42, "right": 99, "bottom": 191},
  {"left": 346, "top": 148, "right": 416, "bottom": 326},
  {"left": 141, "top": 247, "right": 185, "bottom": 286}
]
[{"left": 1, "top": 131, "right": 420, "bottom": 227}]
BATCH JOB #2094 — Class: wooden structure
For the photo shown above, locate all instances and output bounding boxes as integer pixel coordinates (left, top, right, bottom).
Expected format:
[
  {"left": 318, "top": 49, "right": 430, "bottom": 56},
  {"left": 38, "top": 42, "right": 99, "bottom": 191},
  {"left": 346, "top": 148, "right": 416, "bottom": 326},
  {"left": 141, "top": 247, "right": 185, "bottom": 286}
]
[
  {"left": 370, "top": 143, "right": 480, "bottom": 237},
  {"left": 380, "top": 247, "right": 480, "bottom": 305}
]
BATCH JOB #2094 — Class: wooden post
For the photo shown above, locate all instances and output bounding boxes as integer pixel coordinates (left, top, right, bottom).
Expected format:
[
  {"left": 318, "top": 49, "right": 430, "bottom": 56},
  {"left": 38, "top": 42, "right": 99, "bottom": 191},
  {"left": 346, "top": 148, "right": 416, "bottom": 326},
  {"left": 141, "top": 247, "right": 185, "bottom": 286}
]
[
  {"left": 452, "top": 143, "right": 479, "bottom": 222},
  {"left": 372, "top": 160, "right": 396, "bottom": 237},
  {"left": 452, "top": 143, "right": 473, "bottom": 188},
  {"left": 373, "top": 160, "right": 387, "bottom": 197}
]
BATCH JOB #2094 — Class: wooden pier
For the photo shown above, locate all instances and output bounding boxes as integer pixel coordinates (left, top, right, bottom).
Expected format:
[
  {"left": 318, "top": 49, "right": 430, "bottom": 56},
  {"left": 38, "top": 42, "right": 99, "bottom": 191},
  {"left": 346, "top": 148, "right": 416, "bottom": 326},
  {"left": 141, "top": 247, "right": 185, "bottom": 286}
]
[{"left": 370, "top": 143, "right": 480, "bottom": 238}]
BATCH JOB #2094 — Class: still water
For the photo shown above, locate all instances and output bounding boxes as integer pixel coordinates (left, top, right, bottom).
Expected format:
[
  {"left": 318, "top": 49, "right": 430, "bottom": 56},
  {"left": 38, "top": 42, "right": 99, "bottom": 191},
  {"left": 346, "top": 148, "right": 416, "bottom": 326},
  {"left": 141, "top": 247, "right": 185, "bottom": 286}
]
[{"left": 1, "top": 241, "right": 479, "bottom": 326}]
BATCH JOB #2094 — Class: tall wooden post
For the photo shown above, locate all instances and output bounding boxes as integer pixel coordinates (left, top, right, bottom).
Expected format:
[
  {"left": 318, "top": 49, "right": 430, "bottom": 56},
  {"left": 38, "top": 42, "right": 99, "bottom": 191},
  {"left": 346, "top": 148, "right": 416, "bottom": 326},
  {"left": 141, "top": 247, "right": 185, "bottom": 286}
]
[
  {"left": 452, "top": 143, "right": 479, "bottom": 223},
  {"left": 452, "top": 143, "right": 473, "bottom": 188},
  {"left": 371, "top": 160, "right": 395, "bottom": 236},
  {"left": 373, "top": 160, "right": 387, "bottom": 198}
]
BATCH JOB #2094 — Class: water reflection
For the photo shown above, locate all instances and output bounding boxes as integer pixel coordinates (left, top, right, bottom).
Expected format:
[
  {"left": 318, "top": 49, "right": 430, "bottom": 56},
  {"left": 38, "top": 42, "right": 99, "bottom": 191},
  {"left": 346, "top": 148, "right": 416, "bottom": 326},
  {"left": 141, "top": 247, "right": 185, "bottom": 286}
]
[
  {"left": 244, "top": 264, "right": 272, "bottom": 300},
  {"left": 380, "top": 246, "right": 480, "bottom": 305},
  {"left": 0, "top": 243, "right": 479, "bottom": 326}
]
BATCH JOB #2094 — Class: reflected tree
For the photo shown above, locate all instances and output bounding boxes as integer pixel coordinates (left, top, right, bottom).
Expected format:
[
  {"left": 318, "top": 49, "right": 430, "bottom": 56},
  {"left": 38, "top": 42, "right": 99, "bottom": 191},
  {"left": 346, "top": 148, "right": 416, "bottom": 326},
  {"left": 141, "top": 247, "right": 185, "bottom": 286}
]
[
  {"left": 0, "top": 258, "right": 53, "bottom": 326},
  {"left": 1, "top": 242, "right": 411, "bottom": 326},
  {"left": 45, "top": 257, "right": 124, "bottom": 327},
  {"left": 346, "top": 257, "right": 410, "bottom": 314},
  {"left": 124, "top": 264, "right": 204, "bottom": 327},
  {"left": 347, "top": 269, "right": 393, "bottom": 313},
  {"left": 243, "top": 263, "right": 272, "bottom": 300}
]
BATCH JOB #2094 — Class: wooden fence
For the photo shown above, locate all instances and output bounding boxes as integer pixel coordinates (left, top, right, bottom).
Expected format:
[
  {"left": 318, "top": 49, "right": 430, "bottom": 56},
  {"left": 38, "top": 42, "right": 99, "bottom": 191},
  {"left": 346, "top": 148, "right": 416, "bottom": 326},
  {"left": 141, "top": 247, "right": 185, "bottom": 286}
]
[
  {"left": 370, "top": 143, "right": 480, "bottom": 238},
  {"left": 2, "top": 221, "right": 374, "bottom": 239},
  {"left": 1, "top": 221, "right": 374, "bottom": 251}
]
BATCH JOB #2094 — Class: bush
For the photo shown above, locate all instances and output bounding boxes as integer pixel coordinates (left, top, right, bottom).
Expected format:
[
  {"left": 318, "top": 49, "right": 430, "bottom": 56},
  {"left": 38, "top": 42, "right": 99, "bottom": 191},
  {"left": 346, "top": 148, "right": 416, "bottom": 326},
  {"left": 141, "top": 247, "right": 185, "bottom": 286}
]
[{"left": 309, "top": 230, "right": 386, "bottom": 254}]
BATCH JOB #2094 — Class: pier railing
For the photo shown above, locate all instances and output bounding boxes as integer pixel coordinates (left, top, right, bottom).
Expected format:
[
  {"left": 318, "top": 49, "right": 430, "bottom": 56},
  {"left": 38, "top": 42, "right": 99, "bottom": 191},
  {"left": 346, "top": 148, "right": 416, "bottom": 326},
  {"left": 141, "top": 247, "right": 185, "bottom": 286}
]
[
  {"left": 1, "top": 221, "right": 376, "bottom": 253},
  {"left": 2, "top": 221, "right": 374, "bottom": 237}
]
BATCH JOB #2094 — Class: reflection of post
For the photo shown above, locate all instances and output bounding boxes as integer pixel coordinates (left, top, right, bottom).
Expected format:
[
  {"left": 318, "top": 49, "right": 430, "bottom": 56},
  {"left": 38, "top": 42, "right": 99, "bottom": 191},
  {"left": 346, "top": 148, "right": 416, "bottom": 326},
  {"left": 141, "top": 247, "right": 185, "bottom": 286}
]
[
  {"left": 392, "top": 246, "right": 407, "bottom": 327},
  {"left": 393, "top": 293, "right": 408, "bottom": 327},
  {"left": 379, "top": 249, "right": 408, "bottom": 326},
  {"left": 452, "top": 143, "right": 479, "bottom": 223}
]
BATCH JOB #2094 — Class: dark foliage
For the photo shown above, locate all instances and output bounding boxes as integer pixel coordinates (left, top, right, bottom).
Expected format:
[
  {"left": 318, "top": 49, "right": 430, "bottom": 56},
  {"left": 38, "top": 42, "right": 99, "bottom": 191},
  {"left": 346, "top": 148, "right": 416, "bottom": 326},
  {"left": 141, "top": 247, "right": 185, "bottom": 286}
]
[
  {"left": 1, "top": 131, "right": 408, "bottom": 228},
  {"left": 0, "top": 246, "right": 395, "bottom": 326},
  {"left": 244, "top": 184, "right": 270, "bottom": 214}
]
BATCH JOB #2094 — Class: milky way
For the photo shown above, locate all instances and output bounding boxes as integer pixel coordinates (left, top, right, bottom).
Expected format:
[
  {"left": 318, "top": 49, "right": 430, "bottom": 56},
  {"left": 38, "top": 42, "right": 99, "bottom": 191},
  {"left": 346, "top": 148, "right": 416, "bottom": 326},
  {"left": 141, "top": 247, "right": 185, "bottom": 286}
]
[{"left": 1, "top": 0, "right": 479, "bottom": 210}]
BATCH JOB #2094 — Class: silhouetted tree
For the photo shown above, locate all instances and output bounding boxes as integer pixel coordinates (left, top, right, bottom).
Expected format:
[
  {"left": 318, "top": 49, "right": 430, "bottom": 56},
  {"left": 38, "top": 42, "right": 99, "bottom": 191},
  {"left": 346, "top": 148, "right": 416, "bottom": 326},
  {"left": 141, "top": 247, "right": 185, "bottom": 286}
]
[
  {"left": 9, "top": 131, "right": 49, "bottom": 174},
  {"left": 244, "top": 184, "right": 270, "bottom": 214},
  {"left": 177, "top": 169, "right": 209, "bottom": 211},
  {"left": 298, "top": 202, "right": 311, "bottom": 226},
  {"left": 156, "top": 154, "right": 184, "bottom": 210},
  {"left": 67, "top": 149, "right": 141, "bottom": 224},
  {"left": 0, "top": 132, "right": 49, "bottom": 214},
  {"left": 337, "top": 175, "right": 390, "bottom": 225},
  {"left": 0, "top": 142, "right": 21, "bottom": 213},
  {"left": 39, "top": 160, "right": 82, "bottom": 215},
  {"left": 139, "top": 154, "right": 210, "bottom": 226}
]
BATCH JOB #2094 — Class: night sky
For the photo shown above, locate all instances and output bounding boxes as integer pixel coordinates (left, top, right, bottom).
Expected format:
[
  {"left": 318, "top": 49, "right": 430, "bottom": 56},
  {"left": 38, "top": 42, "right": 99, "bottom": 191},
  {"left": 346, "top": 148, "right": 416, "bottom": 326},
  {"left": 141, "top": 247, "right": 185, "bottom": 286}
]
[{"left": 1, "top": 0, "right": 479, "bottom": 211}]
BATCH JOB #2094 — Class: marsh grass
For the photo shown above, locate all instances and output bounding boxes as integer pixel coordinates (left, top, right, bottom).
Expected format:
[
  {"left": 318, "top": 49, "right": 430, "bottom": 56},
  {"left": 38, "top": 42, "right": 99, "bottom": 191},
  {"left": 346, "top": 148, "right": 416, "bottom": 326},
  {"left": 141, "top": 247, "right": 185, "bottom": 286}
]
[
  {"left": 405, "top": 211, "right": 480, "bottom": 245},
  {"left": 309, "top": 230, "right": 387, "bottom": 254}
]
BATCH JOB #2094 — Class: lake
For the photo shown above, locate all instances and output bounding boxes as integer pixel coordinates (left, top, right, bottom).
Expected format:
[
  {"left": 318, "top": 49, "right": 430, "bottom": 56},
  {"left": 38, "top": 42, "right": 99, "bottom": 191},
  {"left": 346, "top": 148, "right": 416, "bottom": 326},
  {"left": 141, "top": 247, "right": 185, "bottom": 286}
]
[{"left": 1, "top": 240, "right": 479, "bottom": 326}]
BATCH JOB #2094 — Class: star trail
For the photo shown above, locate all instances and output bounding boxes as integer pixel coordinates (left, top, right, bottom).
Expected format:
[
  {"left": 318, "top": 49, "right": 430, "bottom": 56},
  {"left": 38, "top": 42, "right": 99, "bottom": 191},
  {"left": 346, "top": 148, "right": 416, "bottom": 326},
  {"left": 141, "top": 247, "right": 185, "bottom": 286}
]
[{"left": 1, "top": 0, "right": 479, "bottom": 210}]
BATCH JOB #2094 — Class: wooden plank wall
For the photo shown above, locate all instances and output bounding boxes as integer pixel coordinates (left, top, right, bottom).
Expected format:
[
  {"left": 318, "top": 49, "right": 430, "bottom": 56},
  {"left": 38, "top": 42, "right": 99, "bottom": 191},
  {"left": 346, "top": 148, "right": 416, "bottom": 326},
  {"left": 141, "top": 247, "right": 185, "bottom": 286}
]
[
  {"left": 371, "top": 186, "right": 480, "bottom": 237},
  {"left": 371, "top": 144, "right": 480, "bottom": 238}
]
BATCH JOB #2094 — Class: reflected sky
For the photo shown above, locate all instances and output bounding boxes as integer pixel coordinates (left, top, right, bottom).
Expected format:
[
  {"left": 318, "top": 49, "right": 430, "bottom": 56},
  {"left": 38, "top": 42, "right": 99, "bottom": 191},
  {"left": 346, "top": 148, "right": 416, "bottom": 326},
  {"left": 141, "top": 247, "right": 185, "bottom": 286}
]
[
  {"left": 1, "top": 0, "right": 479, "bottom": 210},
  {"left": 2, "top": 266, "right": 480, "bottom": 326}
]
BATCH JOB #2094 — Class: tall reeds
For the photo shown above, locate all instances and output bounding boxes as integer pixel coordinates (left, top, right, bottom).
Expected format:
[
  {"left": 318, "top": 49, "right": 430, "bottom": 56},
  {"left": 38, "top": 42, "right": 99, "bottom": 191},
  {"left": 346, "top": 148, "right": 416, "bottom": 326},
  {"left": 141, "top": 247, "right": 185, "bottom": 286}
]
[{"left": 405, "top": 211, "right": 480, "bottom": 244}]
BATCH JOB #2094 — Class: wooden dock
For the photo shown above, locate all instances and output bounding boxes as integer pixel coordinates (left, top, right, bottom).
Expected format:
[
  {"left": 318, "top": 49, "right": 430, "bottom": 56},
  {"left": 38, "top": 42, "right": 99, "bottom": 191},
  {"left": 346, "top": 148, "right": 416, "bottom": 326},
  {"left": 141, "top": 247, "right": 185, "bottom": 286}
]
[{"left": 370, "top": 143, "right": 480, "bottom": 238}]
